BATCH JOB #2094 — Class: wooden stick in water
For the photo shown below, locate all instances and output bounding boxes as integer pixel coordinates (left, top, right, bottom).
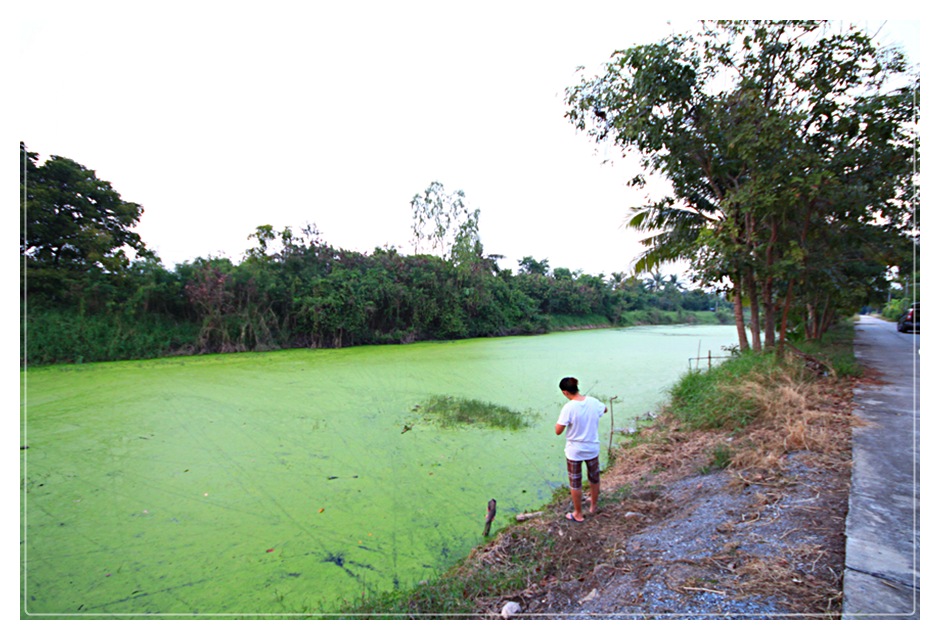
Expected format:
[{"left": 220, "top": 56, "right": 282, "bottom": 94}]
[{"left": 483, "top": 498, "right": 497, "bottom": 536}]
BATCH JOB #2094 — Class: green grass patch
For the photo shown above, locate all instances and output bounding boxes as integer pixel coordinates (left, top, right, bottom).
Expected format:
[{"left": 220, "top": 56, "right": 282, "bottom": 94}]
[
  {"left": 668, "top": 320, "right": 861, "bottom": 432},
  {"left": 416, "top": 395, "right": 533, "bottom": 430},
  {"left": 668, "top": 350, "right": 781, "bottom": 431},
  {"left": 619, "top": 309, "right": 730, "bottom": 327},
  {"left": 791, "top": 319, "right": 863, "bottom": 378},
  {"left": 544, "top": 313, "right": 612, "bottom": 330}
]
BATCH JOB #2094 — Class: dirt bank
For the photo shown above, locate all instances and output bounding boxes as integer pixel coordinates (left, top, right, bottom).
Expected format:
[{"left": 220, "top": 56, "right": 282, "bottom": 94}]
[{"left": 462, "top": 372, "right": 859, "bottom": 619}]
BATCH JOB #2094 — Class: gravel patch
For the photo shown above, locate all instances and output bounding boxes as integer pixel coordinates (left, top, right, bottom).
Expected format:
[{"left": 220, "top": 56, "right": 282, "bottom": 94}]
[{"left": 502, "top": 450, "right": 849, "bottom": 620}]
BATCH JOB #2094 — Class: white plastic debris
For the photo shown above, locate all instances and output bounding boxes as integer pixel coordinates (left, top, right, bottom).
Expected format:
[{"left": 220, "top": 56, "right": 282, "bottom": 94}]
[
  {"left": 578, "top": 588, "right": 598, "bottom": 604},
  {"left": 500, "top": 601, "right": 522, "bottom": 619}
]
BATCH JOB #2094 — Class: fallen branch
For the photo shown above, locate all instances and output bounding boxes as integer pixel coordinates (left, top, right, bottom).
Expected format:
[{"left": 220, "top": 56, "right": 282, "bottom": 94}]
[
  {"left": 681, "top": 586, "right": 727, "bottom": 595},
  {"left": 515, "top": 511, "right": 543, "bottom": 522},
  {"left": 785, "top": 343, "right": 837, "bottom": 377}
]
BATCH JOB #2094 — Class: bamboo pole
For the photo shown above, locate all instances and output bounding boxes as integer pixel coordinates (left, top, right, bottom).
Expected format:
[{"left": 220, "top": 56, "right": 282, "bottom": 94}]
[{"left": 607, "top": 395, "right": 618, "bottom": 459}]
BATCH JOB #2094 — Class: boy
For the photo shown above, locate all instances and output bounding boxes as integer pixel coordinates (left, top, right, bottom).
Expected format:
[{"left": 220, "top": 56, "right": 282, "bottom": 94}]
[{"left": 554, "top": 377, "right": 607, "bottom": 522}]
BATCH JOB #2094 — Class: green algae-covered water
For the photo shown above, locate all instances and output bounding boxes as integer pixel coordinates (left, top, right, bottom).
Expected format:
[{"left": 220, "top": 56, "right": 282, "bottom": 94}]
[{"left": 21, "top": 325, "right": 737, "bottom": 617}]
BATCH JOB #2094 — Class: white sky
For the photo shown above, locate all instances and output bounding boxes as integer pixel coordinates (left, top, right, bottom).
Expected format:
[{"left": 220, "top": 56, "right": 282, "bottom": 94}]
[{"left": 13, "top": 2, "right": 923, "bottom": 279}]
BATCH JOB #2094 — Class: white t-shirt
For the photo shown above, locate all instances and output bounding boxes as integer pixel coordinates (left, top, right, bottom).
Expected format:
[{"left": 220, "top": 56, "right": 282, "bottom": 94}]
[{"left": 557, "top": 396, "right": 606, "bottom": 461}]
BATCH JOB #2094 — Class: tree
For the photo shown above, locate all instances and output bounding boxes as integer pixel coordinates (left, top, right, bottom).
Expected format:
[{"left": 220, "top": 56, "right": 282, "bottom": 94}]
[
  {"left": 21, "top": 143, "right": 150, "bottom": 273},
  {"left": 410, "top": 181, "right": 481, "bottom": 261},
  {"left": 184, "top": 258, "right": 236, "bottom": 352},
  {"left": 21, "top": 143, "right": 153, "bottom": 310},
  {"left": 518, "top": 256, "right": 550, "bottom": 276},
  {"left": 565, "top": 21, "right": 917, "bottom": 348}
]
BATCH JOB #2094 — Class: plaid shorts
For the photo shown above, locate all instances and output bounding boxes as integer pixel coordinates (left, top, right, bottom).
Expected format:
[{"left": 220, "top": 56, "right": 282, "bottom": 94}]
[{"left": 566, "top": 456, "right": 600, "bottom": 490}]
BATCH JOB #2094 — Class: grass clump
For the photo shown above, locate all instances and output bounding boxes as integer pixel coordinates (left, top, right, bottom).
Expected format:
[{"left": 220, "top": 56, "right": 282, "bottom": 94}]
[
  {"left": 666, "top": 322, "right": 861, "bottom": 474},
  {"left": 418, "top": 395, "right": 532, "bottom": 430},
  {"left": 668, "top": 350, "right": 781, "bottom": 431},
  {"left": 790, "top": 320, "right": 864, "bottom": 378},
  {"left": 668, "top": 321, "right": 862, "bottom": 434}
]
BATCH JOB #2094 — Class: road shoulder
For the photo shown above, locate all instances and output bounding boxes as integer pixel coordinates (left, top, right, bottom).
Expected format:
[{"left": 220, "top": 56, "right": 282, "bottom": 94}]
[{"left": 841, "top": 316, "right": 920, "bottom": 619}]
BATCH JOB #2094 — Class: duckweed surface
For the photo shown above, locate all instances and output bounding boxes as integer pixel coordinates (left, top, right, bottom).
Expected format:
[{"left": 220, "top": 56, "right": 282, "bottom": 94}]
[{"left": 21, "top": 325, "right": 736, "bottom": 617}]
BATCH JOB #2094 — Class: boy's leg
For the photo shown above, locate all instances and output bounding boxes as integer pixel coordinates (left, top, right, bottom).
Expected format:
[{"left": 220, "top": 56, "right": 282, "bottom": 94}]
[
  {"left": 586, "top": 457, "right": 601, "bottom": 514},
  {"left": 570, "top": 487, "right": 584, "bottom": 519},
  {"left": 588, "top": 482, "right": 599, "bottom": 514},
  {"left": 566, "top": 458, "right": 585, "bottom": 521}
]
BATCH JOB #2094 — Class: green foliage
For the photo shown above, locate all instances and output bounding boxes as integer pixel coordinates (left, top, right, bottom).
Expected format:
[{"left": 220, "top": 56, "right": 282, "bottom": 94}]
[
  {"left": 410, "top": 181, "right": 481, "bottom": 261},
  {"left": 543, "top": 313, "right": 611, "bottom": 330},
  {"left": 21, "top": 144, "right": 150, "bottom": 277},
  {"left": 417, "top": 395, "right": 532, "bottom": 430},
  {"left": 881, "top": 298, "right": 908, "bottom": 321},
  {"left": 22, "top": 215, "right": 730, "bottom": 364},
  {"left": 566, "top": 21, "right": 918, "bottom": 350},
  {"left": 881, "top": 272, "right": 917, "bottom": 322},
  {"left": 24, "top": 308, "right": 199, "bottom": 365},
  {"left": 619, "top": 309, "right": 727, "bottom": 327}
]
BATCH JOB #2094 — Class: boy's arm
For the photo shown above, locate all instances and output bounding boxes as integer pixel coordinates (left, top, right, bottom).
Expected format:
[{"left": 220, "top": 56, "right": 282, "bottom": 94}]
[{"left": 555, "top": 422, "right": 566, "bottom": 436}]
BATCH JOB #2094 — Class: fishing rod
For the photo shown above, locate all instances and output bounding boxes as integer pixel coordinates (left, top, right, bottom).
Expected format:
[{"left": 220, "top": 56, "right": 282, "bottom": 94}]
[{"left": 607, "top": 395, "right": 618, "bottom": 461}]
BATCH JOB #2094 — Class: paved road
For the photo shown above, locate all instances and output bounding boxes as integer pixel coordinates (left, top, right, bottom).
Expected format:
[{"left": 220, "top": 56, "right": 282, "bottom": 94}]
[{"left": 842, "top": 315, "right": 920, "bottom": 619}]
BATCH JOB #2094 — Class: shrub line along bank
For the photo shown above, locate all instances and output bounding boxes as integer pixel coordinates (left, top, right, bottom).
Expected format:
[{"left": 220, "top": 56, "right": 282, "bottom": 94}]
[{"left": 23, "top": 297, "right": 734, "bottom": 367}]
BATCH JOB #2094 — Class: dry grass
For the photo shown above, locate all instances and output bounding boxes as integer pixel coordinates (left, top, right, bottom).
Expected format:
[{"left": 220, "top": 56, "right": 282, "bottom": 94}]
[
  {"left": 720, "top": 368, "right": 860, "bottom": 486},
  {"left": 734, "top": 544, "right": 846, "bottom": 613}
]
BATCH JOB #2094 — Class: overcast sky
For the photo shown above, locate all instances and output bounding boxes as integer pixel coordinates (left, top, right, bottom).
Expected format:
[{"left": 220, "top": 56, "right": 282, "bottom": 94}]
[{"left": 14, "top": 2, "right": 922, "bottom": 279}]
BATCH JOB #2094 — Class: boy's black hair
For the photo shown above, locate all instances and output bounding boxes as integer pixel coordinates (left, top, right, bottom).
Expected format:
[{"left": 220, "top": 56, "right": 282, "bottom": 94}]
[{"left": 559, "top": 377, "right": 579, "bottom": 394}]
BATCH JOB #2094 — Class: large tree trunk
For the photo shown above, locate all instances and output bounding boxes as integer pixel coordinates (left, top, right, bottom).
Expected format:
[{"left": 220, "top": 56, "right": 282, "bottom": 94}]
[
  {"left": 733, "top": 276, "right": 749, "bottom": 352},
  {"left": 805, "top": 295, "right": 830, "bottom": 340},
  {"left": 742, "top": 210, "right": 762, "bottom": 352},
  {"left": 762, "top": 275, "right": 776, "bottom": 349},
  {"left": 745, "top": 267, "right": 762, "bottom": 352},
  {"left": 762, "top": 221, "right": 778, "bottom": 349},
  {"left": 776, "top": 280, "right": 794, "bottom": 356}
]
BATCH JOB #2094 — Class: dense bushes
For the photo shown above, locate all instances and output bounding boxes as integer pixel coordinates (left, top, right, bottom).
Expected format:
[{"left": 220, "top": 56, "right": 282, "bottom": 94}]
[
  {"left": 881, "top": 297, "right": 914, "bottom": 322},
  {"left": 22, "top": 229, "right": 734, "bottom": 366},
  {"left": 23, "top": 308, "right": 200, "bottom": 365}
]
